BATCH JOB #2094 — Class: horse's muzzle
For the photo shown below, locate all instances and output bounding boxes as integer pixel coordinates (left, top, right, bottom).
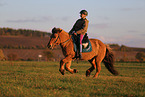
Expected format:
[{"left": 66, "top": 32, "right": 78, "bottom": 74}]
[{"left": 47, "top": 44, "right": 53, "bottom": 49}]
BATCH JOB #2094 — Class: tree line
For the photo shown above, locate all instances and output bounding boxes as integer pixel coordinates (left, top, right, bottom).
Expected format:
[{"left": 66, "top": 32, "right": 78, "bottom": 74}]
[{"left": 0, "top": 27, "right": 51, "bottom": 37}]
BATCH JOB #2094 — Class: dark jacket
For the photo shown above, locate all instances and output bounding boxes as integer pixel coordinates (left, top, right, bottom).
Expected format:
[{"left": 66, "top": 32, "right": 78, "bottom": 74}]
[{"left": 69, "top": 18, "right": 89, "bottom": 35}]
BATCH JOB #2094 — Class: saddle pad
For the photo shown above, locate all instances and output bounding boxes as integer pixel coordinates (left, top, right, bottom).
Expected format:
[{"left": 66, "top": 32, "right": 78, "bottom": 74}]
[{"left": 82, "top": 40, "right": 92, "bottom": 52}]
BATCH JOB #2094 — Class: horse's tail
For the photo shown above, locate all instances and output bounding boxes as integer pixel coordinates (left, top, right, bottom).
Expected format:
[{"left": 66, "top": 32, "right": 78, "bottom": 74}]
[{"left": 102, "top": 46, "right": 119, "bottom": 76}]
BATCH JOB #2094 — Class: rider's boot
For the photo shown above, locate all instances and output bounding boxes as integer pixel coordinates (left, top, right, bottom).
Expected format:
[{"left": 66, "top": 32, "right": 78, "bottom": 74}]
[{"left": 78, "top": 44, "right": 82, "bottom": 59}]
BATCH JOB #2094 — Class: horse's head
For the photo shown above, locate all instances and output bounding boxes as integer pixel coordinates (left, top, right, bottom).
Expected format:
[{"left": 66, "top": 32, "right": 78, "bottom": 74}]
[{"left": 47, "top": 27, "right": 62, "bottom": 49}]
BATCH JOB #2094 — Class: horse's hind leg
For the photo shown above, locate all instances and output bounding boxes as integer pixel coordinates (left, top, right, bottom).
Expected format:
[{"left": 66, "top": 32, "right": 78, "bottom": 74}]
[
  {"left": 86, "top": 57, "right": 96, "bottom": 77},
  {"left": 93, "top": 51, "right": 106, "bottom": 78},
  {"left": 93, "top": 59, "right": 101, "bottom": 78},
  {"left": 65, "top": 61, "right": 78, "bottom": 74}
]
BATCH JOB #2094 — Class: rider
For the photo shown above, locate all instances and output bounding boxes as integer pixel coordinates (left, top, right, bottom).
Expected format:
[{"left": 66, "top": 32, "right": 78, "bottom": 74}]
[{"left": 69, "top": 10, "right": 89, "bottom": 59}]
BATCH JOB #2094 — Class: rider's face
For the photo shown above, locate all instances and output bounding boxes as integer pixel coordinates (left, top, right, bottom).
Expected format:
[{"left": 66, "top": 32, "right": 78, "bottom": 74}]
[{"left": 80, "top": 14, "right": 86, "bottom": 19}]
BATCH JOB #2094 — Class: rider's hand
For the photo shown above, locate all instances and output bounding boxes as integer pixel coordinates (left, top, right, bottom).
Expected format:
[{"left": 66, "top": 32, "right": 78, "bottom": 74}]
[{"left": 73, "top": 32, "right": 77, "bottom": 36}]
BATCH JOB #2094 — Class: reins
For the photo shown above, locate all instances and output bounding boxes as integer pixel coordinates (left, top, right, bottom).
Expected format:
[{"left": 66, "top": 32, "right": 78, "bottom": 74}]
[
  {"left": 60, "top": 37, "right": 71, "bottom": 45},
  {"left": 53, "top": 33, "right": 72, "bottom": 46}
]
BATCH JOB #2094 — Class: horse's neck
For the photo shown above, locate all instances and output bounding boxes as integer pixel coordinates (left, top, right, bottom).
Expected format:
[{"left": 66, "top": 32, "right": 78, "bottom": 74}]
[
  {"left": 59, "top": 31, "right": 70, "bottom": 42},
  {"left": 59, "top": 31, "right": 72, "bottom": 48}
]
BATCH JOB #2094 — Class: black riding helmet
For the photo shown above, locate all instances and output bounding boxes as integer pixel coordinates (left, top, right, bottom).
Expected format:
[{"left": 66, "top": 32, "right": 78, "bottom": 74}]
[{"left": 80, "top": 10, "right": 88, "bottom": 16}]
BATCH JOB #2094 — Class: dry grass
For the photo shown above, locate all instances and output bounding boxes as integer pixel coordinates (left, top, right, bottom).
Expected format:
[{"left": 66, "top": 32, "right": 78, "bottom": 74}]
[{"left": 0, "top": 61, "right": 145, "bottom": 97}]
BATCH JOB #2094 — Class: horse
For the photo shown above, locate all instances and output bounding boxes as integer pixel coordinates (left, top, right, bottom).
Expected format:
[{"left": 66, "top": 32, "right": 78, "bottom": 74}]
[{"left": 47, "top": 27, "right": 119, "bottom": 78}]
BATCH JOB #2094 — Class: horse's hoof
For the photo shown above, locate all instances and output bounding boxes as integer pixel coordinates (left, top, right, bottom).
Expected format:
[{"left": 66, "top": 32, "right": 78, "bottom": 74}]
[
  {"left": 93, "top": 75, "right": 98, "bottom": 79},
  {"left": 93, "top": 76, "right": 97, "bottom": 79},
  {"left": 86, "top": 70, "right": 91, "bottom": 77},
  {"left": 59, "top": 69, "right": 65, "bottom": 75},
  {"left": 74, "top": 69, "right": 78, "bottom": 73}
]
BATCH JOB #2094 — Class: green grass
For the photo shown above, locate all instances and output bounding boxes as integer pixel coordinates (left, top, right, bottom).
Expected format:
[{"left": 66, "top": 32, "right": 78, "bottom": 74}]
[{"left": 0, "top": 61, "right": 145, "bottom": 97}]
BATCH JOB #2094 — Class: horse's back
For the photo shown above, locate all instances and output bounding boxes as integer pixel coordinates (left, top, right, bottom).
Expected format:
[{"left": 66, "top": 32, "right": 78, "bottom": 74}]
[
  {"left": 81, "top": 38, "right": 106, "bottom": 60},
  {"left": 90, "top": 38, "right": 106, "bottom": 54},
  {"left": 89, "top": 38, "right": 106, "bottom": 47}
]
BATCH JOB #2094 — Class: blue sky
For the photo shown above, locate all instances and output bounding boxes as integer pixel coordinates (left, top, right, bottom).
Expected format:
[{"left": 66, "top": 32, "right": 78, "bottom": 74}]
[{"left": 0, "top": 0, "right": 145, "bottom": 48}]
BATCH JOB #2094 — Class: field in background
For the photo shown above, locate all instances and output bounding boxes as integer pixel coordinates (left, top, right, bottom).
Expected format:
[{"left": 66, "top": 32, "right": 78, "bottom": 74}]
[{"left": 0, "top": 61, "right": 145, "bottom": 97}]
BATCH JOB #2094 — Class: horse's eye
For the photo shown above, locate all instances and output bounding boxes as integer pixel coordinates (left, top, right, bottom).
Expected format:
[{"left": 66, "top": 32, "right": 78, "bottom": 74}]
[
  {"left": 51, "top": 34, "right": 57, "bottom": 38},
  {"left": 52, "top": 36, "right": 56, "bottom": 38}
]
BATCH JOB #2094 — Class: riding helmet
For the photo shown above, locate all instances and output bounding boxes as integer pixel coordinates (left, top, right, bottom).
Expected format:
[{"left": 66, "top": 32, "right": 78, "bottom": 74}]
[{"left": 80, "top": 10, "right": 88, "bottom": 16}]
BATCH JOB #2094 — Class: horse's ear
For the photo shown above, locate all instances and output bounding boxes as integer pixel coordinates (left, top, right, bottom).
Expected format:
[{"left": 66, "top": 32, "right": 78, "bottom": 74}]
[
  {"left": 52, "top": 27, "right": 62, "bottom": 33},
  {"left": 52, "top": 27, "right": 57, "bottom": 34}
]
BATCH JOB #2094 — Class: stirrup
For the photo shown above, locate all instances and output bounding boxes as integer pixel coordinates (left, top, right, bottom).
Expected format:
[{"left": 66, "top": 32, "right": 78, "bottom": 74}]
[{"left": 79, "top": 53, "right": 82, "bottom": 59}]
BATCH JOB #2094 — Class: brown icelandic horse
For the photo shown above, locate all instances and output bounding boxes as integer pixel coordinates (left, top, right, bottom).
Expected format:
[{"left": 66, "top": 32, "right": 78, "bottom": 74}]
[{"left": 47, "top": 27, "right": 119, "bottom": 78}]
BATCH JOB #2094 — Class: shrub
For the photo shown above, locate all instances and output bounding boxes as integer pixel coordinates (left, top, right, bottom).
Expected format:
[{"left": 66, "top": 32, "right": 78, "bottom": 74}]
[
  {"left": 135, "top": 52, "right": 145, "bottom": 62},
  {"left": 43, "top": 50, "right": 54, "bottom": 61},
  {"left": 7, "top": 53, "right": 17, "bottom": 61}
]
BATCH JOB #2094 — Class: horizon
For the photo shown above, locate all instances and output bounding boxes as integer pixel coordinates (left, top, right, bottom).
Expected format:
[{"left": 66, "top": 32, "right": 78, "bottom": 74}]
[{"left": 0, "top": 0, "right": 145, "bottom": 48}]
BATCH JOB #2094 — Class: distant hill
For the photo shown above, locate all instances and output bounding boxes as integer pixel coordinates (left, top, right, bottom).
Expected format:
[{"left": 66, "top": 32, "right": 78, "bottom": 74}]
[
  {"left": 109, "top": 44, "right": 145, "bottom": 62},
  {"left": 0, "top": 35, "right": 63, "bottom": 61},
  {"left": 109, "top": 44, "right": 145, "bottom": 52},
  {"left": 0, "top": 28, "right": 61, "bottom": 61},
  {"left": 0, "top": 36, "right": 49, "bottom": 49},
  {"left": 0, "top": 27, "right": 51, "bottom": 49}
]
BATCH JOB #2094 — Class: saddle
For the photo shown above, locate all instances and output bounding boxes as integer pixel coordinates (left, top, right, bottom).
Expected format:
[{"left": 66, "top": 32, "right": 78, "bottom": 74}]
[{"left": 72, "top": 33, "right": 92, "bottom": 53}]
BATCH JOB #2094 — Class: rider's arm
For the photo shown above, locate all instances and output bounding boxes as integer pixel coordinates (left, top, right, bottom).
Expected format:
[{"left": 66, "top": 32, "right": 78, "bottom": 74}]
[{"left": 69, "top": 21, "right": 77, "bottom": 35}]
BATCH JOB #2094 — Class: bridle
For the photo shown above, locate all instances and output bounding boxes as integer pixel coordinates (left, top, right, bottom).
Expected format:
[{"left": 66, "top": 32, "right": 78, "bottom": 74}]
[
  {"left": 52, "top": 33, "right": 71, "bottom": 46},
  {"left": 53, "top": 34, "right": 60, "bottom": 44}
]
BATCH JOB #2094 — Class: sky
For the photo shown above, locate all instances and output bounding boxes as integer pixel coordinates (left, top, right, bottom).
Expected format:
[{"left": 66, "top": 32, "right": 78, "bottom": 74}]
[{"left": 0, "top": 0, "right": 145, "bottom": 48}]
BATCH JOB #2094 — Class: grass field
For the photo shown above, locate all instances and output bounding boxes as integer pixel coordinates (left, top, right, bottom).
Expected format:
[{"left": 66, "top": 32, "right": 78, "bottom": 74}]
[{"left": 0, "top": 61, "right": 145, "bottom": 97}]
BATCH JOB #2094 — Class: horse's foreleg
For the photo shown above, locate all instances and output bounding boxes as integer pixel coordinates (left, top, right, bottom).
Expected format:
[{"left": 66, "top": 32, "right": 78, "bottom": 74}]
[
  {"left": 86, "top": 58, "right": 96, "bottom": 77},
  {"left": 59, "top": 59, "right": 65, "bottom": 75},
  {"left": 59, "top": 55, "right": 73, "bottom": 75},
  {"left": 65, "top": 61, "right": 78, "bottom": 74}
]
